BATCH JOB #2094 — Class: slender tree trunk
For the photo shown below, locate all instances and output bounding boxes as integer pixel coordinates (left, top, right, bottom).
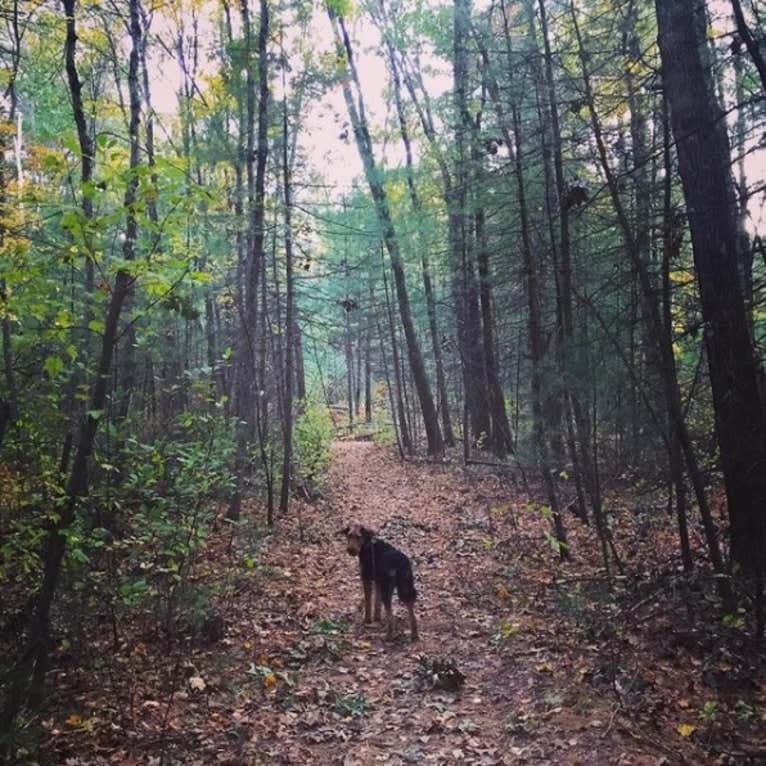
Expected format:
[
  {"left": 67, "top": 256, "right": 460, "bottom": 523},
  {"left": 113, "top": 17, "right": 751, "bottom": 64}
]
[
  {"left": 454, "top": 0, "right": 491, "bottom": 445},
  {"left": 0, "top": 3, "right": 21, "bottom": 449},
  {"left": 657, "top": 0, "right": 766, "bottom": 582},
  {"left": 279, "top": 61, "right": 295, "bottom": 514},
  {"left": 661, "top": 94, "right": 693, "bottom": 572},
  {"left": 294, "top": 315, "right": 306, "bottom": 402},
  {"left": 733, "top": 52, "right": 755, "bottom": 331},
  {"left": 730, "top": 0, "right": 766, "bottom": 95},
  {"left": 382, "top": 34, "right": 454, "bottom": 445},
  {"left": 535, "top": 0, "right": 596, "bottom": 525},
  {"left": 474, "top": 167, "right": 513, "bottom": 456},
  {"left": 571, "top": 2, "right": 731, "bottom": 599},
  {"left": 0, "top": 0, "right": 143, "bottom": 740},
  {"left": 508, "top": 71, "right": 569, "bottom": 561},
  {"left": 382, "top": 262, "right": 413, "bottom": 454},
  {"left": 364, "top": 311, "right": 372, "bottom": 423},
  {"left": 376, "top": 294, "right": 405, "bottom": 460},
  {"left": 229, "top": 0, "right": 270, "bottom": 519},
  {"left": 328, "top": 7, "right": 443, "bottom": 455},
  {"left": 345, "top": 308, "right": 354, "bottom": 430}
]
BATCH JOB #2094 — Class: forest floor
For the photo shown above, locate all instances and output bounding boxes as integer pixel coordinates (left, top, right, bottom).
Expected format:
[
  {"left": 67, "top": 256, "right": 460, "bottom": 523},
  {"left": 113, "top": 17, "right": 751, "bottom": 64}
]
[{"left": 41, "top": 440, "right": 766, "bottom": 765}]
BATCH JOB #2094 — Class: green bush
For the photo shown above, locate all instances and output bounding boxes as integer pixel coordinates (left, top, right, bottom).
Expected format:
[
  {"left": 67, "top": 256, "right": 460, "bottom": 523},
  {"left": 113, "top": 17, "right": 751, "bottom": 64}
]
[
  {"left": 64, "top": 411, "right": 238, "bottom": 634},
  {"left": 293, "top": 399, "right": 334, "bottom": 496}
]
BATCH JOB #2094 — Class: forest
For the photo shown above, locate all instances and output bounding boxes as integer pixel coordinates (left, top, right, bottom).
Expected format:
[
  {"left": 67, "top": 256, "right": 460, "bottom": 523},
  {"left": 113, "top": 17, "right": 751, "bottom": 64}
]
[{"left": 1, "top": 0, "right": 766, "bottom": 763}]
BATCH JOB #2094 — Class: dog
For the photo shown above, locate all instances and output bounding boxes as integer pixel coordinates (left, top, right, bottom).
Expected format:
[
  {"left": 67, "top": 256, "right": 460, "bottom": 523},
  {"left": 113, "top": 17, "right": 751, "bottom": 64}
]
[{"left": 340, "top": 523, "right": 418, "bottom": 641}]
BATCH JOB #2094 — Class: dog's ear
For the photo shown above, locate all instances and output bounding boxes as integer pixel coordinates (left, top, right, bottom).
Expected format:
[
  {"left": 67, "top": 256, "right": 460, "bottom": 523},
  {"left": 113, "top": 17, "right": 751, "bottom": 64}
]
[
  {"left": 338, "top": 525, "right": 350, "bottom": 536},
  {"left": 360, "top": 526, "right": 375, "bottom": 541}
]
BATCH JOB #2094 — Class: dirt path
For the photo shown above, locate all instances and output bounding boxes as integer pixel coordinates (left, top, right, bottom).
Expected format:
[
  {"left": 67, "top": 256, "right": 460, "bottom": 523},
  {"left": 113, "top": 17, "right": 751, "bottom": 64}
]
[
  {"left": 222, "top": 441, "right": 680, "bottom": 766},
  {"left": 51, "top": 440, "right": 718, "bottom": 765}
]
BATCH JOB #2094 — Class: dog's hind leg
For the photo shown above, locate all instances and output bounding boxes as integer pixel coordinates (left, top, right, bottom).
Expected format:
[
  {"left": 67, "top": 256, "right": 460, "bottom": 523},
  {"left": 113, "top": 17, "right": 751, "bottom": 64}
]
[
  {"left": 373, "top": 583, "right": 382, "bottom": 622},
  {"left": 380, "top": 581, "right": 395, "bottom": 639},
  {"left": 362, "top": 579, "right": 373, "bottom": 624},
  {"left": 384, "top": 601, "right": 394, "bottom": 639},
  {"left": 406, "top": 602, "right": 418, "bottom": 641},
  {"left": 396, "top": 565, "right": 418, "bottom": 641}
]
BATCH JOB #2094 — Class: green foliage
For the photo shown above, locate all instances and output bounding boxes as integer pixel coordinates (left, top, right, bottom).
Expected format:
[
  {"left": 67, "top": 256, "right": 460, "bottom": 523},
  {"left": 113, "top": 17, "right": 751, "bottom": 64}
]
[
  {"left": 698, "top": 700, "right": 719, "bottom": 725},
  {"left": 332, "top": 692, "right": 371, "bottom": 718},
  {"left": 497, "top": 619, "right": 521, "bottom": 640},
  {"left": 293, "top": 399, "right": 335, "bottom": 494},
  {"left": 64, "top": 412, "right": 237, "bottom": 629},
  {"left": 310, "top": 616, "right": 350, "bottom": 635},
  {"left": 326, "top": 0, "right": 354, "bottom": 16},
  {"left": 372, "top": 404, "right": 396, "bottom": 446}
]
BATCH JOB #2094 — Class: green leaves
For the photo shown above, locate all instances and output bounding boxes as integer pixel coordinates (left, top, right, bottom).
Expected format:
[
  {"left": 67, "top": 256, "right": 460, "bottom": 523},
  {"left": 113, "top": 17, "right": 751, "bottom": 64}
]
[
  {"left": 326, "top": 0, "right": 354, "bottom": 18},
  {"left": 293, "top": 399, "right": 335, "bottom": 494},
  {"left": 44, "top": 355, "right": 65, "bottom": 378}
]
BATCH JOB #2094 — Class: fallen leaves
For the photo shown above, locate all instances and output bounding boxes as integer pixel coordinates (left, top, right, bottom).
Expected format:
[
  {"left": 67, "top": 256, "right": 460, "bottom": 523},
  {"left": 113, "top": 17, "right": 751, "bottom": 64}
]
[{"left": 36, "top": 441, "right": 764, "bottom": 766}]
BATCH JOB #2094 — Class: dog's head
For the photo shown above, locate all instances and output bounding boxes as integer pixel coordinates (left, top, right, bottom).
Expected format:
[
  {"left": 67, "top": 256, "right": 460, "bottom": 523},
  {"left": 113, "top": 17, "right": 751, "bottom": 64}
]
[{"left": 339, "top": 523, "right": 374, "bottom": 556}]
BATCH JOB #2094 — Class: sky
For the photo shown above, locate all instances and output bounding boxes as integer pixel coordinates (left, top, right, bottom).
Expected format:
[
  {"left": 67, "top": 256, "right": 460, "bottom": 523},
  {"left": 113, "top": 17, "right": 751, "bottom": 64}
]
[{"left": 71, "top": 0, "right": 766, "bottom": 234}]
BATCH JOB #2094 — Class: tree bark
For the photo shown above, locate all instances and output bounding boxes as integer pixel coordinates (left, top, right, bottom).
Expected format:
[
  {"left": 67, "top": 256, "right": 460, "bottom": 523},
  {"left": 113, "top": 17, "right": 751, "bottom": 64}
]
[
  {"left": 328, "top": 7, "right": 443, "bottom": 455},
  {"left": 570, "top": 2, "right": 730, "bottom": 601},
  {"left": 382, "top": 25, "right": 455, "bottom": 445},
  {"left": 279, "top": 55, "right": 295, "bottom": 514},
  {"left": 0, "top": 0, "right": 143, "bottom": 740},
  {"left": 657, "top": 0, "right": 766, "bottom": 579},
  {"left": 382, "top": 263, "right": 413, "bottom": 454}
]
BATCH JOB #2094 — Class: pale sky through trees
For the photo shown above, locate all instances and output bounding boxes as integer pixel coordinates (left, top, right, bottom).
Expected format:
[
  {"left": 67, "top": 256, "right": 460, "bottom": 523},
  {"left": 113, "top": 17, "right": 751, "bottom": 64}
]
[{"left": 140, "top": 1, "right": 766, "bottom": 233}]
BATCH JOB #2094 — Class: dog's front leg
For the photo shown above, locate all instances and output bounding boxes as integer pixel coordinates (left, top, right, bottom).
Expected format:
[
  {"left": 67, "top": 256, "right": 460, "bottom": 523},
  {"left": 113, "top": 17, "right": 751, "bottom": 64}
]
[
  {"left": 362, "top": 579, "right": 373, "bottom": 624},
  {"left": 373, "top": 583, "right": 382, "bottom": 622}
]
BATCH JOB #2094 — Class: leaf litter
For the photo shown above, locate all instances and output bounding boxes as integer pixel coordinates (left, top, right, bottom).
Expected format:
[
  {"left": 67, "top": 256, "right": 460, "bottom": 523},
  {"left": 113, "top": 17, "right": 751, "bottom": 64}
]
[{"left": 39, "top": 441, "right": 766, "bottom": 765}]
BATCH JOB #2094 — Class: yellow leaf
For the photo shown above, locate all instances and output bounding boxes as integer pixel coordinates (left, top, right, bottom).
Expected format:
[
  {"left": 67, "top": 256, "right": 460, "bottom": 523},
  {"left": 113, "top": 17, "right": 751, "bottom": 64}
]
[
  {"left": 262, "top": 673, "right": 277, "bottom": 689},
  {"left": 133, "top": 642, "right": 146, "bottom": 656},
  {"left": 536, "top": 662, "right": 554, "bottom": 674},
  {"left": 677, "top": 723, "right": 696, "bottom": 737},
  {"left": 243, "top": 641, "right": 252, "bottom": 650},
  {"left": 494, "top": 583, "right": 510, "bottom": 600},
  {"left": 189, "top": 675, "right": 206, "bottom": 692},
  {"left": 65, "top": 714, "right": 82, "bottom": 727}
]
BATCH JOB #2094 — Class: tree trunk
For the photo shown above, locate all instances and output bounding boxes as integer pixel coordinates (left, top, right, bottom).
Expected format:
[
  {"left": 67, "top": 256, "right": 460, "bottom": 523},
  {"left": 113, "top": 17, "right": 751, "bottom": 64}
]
[
  {"left": 570, "top": 2, "right": 731, "bottom": 601},
  {"left": 382, "top": 263, "right": 413, "bottom": 454},
  {"left": 535, "top": 0, "right": 596, "bottom": 525},
  {"left": 0, "top": 0, "right": 143, "bottom": 741},
  {"left": 229, "top": 0, "right": 270, "bottom": 519},
  {"left": 661, "top": 94, "right": 693, "bottom": 572},
  {"left": 329, "top": 8, "right": 443, "bottom": 455},
  {"left": 730, "top": 0, "right": 766, "bottom": 95},
  {"left": 508, "top": 66, "right": 569, "bottom": 561},
  {"left": 382, "top": 30, "right": 454, "bottom": 445},
  {"left": 454, "top": 0, "right": 491, "bottom": 445},
  {"left": 279, "top": 63, "right": 295, "bottom": 514},
  {"left": 657, "top": 0, "right": 766, "bottom": 579}
]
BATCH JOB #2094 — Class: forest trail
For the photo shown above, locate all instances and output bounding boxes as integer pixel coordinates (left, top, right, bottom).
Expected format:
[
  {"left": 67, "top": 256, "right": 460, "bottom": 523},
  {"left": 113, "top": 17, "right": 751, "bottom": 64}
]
[
  {"left": 195, "top": 441, "right": 685, "bottom": 766},
  {"left": 49, "top": 441, "right": 725, "bottom": 765}
]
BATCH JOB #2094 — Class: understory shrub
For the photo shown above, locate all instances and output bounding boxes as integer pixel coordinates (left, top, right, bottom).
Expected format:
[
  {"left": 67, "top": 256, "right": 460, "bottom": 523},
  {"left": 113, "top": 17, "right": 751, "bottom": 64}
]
[{"left": 293, "top": 399, "right": 334, "bottom": 497}]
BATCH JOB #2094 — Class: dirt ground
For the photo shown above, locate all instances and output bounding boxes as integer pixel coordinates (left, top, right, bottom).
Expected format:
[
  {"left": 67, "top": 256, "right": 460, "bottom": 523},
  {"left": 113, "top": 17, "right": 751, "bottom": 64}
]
[{"left": 41, "top": 440, "right": 765, "bottom": 765}]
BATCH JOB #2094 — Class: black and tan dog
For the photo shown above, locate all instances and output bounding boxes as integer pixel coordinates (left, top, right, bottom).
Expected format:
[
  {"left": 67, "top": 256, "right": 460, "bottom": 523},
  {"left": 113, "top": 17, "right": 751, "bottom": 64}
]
[{"left": 340, "top": 524, "right": 419, "bottom": 641}]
